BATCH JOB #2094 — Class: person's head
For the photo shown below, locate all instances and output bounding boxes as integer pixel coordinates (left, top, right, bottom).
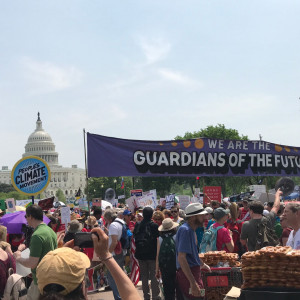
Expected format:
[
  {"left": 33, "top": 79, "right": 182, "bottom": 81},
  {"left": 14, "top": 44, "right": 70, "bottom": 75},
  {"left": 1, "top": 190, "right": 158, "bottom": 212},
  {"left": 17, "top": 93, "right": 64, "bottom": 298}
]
[
  {"left": 123, "top": 209, "right": 132, "bottom": 224},
  {"left": 162, "top": 209, "right": 172, "bottom": 218},
  {"left": 248, "top": 201, "right": 264, "bottom": 217},
  {"left": 229, "top": 202, "right": 238, "bottom": 221},
  {"left": 67, "top": 220, "right": 83, "bottom": 233},
  {"left": 158, "top": 218, "right": 179, "bottom": 235},
  {"left": 137, "top": 212, "right": 143, "bottom": 222},
  {"left": 93, "top": 208, "right": 102, "bottom": 220},
  {"left": 26, "top": 204, "right": 43, "bottom": 227},
  {"left": 0, "top": 225, "right": 7, "bottom": 242},
  {"left": 185, "top": 203, "right": 208, "bottom": 229},
  {"left": 242, "top": 200, "right": 249, "bottom": 209},
  {"left": 282, "top": 203, "right": 300, "bottom": 227},
  {"left": 178, "top": 209, "right": 186, "bottom": 219},
  {"left": 85, "top": 216, "right": 97, "bottom": 229},
  {"left": 47, "top": 216, "right": 58, "bottom": 230},
  {"left": 213, "top": 208, "right": 230, "bottom": 225},
  {"left": 211, "top": 201, "right": 220, "bottom": 209},
  {"left": 143, "top": 207, "right": 154, "bottom": 221},
  {"left": 155, "top": 205, "right": 162, "bottom": 211},
  {"left": 170, "top": 206, "right": 180, "bottom": 219},
  {"left": 103, "top": 209, "right": 118, "bottom": 225},
  {"left": 204, "top": 207, "right": 213, "bottom": 220},
  {"left": 266, "top": 202, "right": 273, "bottom": 212},
  {"left": 37, "top": 248, "right": 90, "bottom": 300},
  {"left": 152, "top": 211, "right": 164, "bottom": 226}
]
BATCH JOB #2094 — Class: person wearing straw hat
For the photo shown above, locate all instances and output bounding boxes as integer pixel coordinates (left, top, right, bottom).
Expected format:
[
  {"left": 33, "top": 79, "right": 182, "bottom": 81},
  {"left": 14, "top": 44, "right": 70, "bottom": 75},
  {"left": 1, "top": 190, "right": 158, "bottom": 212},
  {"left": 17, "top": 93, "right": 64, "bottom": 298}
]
[
  {"left": 176, "top": 203, "right": 211, "bottom": 300},
  {"left": 156, "top": 218, "right": 178, "bottom": 300},
  {"left": 63, "top": 220, "right": 83, "bottom": 244}
]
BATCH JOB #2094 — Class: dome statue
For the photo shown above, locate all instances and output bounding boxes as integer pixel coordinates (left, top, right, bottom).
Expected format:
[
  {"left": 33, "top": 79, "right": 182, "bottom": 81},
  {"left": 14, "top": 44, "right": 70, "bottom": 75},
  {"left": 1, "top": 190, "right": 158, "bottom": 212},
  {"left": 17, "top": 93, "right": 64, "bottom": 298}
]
[{"left": 23, "top": 112, "right": 59, "bottom": 166}]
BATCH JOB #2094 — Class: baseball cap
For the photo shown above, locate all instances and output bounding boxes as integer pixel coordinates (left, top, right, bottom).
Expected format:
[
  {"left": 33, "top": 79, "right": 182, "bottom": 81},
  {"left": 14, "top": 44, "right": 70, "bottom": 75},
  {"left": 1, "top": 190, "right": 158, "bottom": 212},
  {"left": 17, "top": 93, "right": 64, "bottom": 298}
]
[
  {"left": 123, "top": 209, "right": 132, "bottom": 216},
  {"left": 37, "top": 247, "right": 90, "bottom": 296},
  {"left": 213, "top": 208, "right": 230, "bottom": 220},
  {"left": 185, "top": 203, "right": 208, "bottom": 217}
]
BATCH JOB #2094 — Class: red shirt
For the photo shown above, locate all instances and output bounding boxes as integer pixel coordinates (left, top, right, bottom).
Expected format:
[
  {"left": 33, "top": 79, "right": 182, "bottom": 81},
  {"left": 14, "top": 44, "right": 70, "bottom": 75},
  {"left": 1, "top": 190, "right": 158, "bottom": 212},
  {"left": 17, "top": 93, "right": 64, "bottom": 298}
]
[
  {"left": 213, "top": 222, "right": 232, "bottom": 252},
  {"left": 239, "top": 207, "right": 250, "bottom": 221}
]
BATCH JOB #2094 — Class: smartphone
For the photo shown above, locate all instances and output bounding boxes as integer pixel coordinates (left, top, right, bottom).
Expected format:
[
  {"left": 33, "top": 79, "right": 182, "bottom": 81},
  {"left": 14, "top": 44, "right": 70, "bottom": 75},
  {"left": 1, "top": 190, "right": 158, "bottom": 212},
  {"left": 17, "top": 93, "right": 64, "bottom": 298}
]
[{"left": 74, "top": 232, "right": 98, "bottom": 248}]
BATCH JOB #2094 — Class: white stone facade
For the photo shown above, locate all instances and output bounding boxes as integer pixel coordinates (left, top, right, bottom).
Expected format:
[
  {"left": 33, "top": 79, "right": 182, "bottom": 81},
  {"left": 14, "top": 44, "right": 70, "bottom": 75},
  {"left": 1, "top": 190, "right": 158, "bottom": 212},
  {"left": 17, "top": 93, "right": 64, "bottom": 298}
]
[{"left": 0, "top": 113, "right": 86, "bottom": 198}]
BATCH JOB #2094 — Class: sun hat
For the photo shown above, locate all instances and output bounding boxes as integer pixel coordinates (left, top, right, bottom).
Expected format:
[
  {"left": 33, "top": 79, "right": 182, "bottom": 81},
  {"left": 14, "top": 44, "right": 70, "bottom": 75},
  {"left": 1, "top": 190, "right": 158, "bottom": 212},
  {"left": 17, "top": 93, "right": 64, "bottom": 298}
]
[
  {"left": 185, "top": 203, "right": 208, "bottom": 217},
  {"left": 36, "top": 247, "right": 90, "bottom": 296},
  {"left": 213, "top": 207, "right": 230, "bottom": 220},
  {"left": 137, "top": 212, "right": 143, "bottom": 217},
  {"left": 123, "top": 209, "right": 132, "bottom": 216},
  {"left": 67, "top": 220, "right": 83, "bottom": 233},
  {"left": 85, "top": 216, "right": 97, "bottom": 227},
  {"left": 204, "top": 207, "right": 214, "bottom": 214},
  {"left": 158, "top": 218, "right": 179, "bottom": 232}
]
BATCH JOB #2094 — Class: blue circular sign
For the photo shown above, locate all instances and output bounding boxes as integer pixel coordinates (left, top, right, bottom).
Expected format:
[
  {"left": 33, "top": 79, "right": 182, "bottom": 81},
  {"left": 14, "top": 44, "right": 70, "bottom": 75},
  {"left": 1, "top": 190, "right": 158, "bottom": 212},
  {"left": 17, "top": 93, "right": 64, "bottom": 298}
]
[{"left": 11, "top": 156, "right": 51, "bottom": 196}]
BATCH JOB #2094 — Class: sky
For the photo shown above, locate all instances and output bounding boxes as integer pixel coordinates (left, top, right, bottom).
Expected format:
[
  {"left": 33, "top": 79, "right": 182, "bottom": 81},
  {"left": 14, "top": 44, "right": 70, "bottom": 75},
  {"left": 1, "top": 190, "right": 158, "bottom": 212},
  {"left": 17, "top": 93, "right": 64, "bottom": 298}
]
[{"left": 1, "top": 1, "right": 300, "bottom": 170}]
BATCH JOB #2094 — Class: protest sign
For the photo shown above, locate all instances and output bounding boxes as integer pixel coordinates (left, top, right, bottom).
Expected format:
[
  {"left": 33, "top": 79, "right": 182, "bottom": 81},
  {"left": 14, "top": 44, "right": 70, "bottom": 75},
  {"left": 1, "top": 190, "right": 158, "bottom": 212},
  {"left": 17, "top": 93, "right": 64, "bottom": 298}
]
[
  {"left": 60, "top": 206, "right": 71, "bottom": 225},
  {"left": 136, "top": 193, "right": 156, "bottom": 208},
  {"left": 87, "top": 133, "right": 300, "bottom": 177},
  {"left": 178, "top": 195, "right": 190, "bottom": 210},
  {"left": 126, "top": 196, "right": 137, "bottom": 212},
  {"left": 92, "top": 198, "right": 102, "bottom": 207},
  {"left": 6, "top": 198, "right": 15, "bottom": 212},
  {"left": 204, "top": 186, "right": 222, "bottom": 205},
  {"left": 0, "top": 199, "right": 6, "bottom": 211},
  {"left": 16, "top": 199, "right": 40, "bottom": 207},
  {"left": 165, "top": 194, "right": 175, "bottom": 209},
  {"left": 11, "top": 156, "right": 51, "bottom": 196},
  {"left": 160, "top": 198, "right": 166, "bottom": 206},
  {"left": 130, "top": 189, "right": 143, "bottom": 197},
  {"left": 87, "top": 264, "right": 108, "bottom": 293},
  {"left": 142, "top": 190, "right": 157, "bottom": 207},
  {"left": 38, "top": 197, "right": 54, "bottom": 210}
]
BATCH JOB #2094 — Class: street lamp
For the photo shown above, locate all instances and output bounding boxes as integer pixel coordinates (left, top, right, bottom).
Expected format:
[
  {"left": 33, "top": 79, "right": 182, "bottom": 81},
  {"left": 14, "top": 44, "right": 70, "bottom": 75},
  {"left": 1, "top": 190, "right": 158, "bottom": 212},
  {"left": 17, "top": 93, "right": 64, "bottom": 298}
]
[
  {"left": 101, "top": 184, "right": 104, "bottom": 199},
  {"left": 114, "top": 179, "right": 117, "bottom": 192}
]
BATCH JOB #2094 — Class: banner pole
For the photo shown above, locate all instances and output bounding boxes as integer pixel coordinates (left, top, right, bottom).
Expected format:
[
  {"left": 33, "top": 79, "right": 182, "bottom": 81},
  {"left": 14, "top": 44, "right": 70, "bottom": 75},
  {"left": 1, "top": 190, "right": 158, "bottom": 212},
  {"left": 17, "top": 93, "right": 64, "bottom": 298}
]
[
  {"left": 83, "top": 129, "right": 90, "bottom": 212},
  {"left": 31, "top": 195, "right": 34, "bottom": 205}
]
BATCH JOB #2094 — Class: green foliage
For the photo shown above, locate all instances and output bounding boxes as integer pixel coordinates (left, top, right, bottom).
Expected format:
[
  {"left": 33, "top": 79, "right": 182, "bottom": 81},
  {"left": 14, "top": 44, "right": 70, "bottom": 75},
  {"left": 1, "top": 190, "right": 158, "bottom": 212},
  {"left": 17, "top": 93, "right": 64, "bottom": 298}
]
[
  {"left": 0, "top": 183, "right": 15, "bottom": 193},
  {"left": 175, "top": 124, "right": 248, "bottom": 141},
  {"left": 0, "top": 191, "right": 30, "bottom": 200},
  {"left": 55, "top": 189, "right": 66, "bottom": 203}
]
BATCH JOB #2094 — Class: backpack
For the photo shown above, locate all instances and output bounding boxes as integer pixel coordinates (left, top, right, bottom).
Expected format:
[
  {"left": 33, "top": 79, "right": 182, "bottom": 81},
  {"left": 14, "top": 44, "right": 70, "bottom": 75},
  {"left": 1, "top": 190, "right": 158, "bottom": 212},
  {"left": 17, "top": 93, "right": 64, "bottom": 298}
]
[
  {"left": 255, "top": 216, "right": 279, "bottom": 250},
  {"left": 0, "top": 255, "right": 27, "bottom": 300},
  {"left": 158, "top": 234, "right": 176, "bottom": 273},
  {"left": 134, "top": 222, "right": 152, "bottom": 255},
  {"left": 200, "top": 225, "right": 224, "bottom": 253},
  {"left": 114, "top": 220, "right": 131, "bottom": 250}
]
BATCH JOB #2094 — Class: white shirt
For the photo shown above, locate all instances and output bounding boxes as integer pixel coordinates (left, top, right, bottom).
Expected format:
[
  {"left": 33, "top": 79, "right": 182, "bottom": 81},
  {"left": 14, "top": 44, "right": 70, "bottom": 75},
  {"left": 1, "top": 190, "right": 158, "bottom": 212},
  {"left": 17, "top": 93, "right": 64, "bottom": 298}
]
[
  {"left": 286, "top": 228, "right": 300, "bottom": 250},
  {"left": 108, "top": 218, "right": 126, "bottom": 256}
]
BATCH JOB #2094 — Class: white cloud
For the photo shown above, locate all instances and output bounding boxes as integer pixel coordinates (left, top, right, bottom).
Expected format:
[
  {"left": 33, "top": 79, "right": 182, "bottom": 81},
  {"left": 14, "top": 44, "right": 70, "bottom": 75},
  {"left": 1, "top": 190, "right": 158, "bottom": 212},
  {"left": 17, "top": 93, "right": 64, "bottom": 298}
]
[
  {"left": 21, "top": 57, "right": 83, "bottom": 94},
  {"left": 138, "top": 37, "right": 171, "bottom": 64},
  {"left": 158, "top": 68, "right": 201, "bottom": 88}
]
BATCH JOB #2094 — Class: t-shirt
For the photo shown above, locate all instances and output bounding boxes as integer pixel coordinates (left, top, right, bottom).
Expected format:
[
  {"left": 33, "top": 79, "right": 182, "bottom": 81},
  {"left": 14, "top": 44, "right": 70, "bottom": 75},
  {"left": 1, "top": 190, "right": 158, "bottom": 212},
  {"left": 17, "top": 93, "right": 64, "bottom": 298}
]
[
  {"left": 239, "top": 208, "right": 250, "bottom": 221},
  {"left": 286, "top": 228, "right": 300, "bottom": 250},
  {"left": 176, "top": 223, "right": 200, "bottom": 269},
  {"left": 0, "top": 253, "right": 16, "bottom": 297},
  {"left": 30, "top": 223, "right": 57, "bottom": 284},
  {"left": 280, "top": 227, "right": 292, "bottom": 246},
  {"left": 213, "top": 222, "right": 232, "bottom": 252},
  {"left": 240, "top": 211, "right": 276, "bottom": 251},
  {"left": 108, "top": 218, "right": 126, "bottom": 256}
]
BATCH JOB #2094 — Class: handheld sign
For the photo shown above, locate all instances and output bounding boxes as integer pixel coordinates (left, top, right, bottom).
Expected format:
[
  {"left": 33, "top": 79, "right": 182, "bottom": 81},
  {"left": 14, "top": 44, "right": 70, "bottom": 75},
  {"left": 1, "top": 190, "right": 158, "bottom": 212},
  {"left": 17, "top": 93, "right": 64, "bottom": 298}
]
[{"left": 11, "top": 156, "right": 51, "bottom": 196}]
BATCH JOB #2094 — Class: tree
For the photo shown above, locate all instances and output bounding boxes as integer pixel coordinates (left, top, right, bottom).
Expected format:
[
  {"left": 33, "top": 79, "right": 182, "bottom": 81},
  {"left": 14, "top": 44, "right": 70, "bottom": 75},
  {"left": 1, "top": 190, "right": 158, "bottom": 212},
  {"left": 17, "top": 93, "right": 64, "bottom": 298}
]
[
  {"left": 175, "top": 124, "right": 250, "bottom": 196},
  {"left": 0, "top": 183, "right": 15, "bottom": 193},
  {"left": 56, "top": 189, "right": 66, "bottom": 203}
]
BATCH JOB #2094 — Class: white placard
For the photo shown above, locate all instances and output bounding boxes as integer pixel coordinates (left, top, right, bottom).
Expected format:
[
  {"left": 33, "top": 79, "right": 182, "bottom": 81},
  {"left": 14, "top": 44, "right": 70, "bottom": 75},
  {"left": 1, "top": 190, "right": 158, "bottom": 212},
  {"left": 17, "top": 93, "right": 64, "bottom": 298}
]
[
  {"left": 6, "top": 198, "right": 16, "bottom": 212},
  {"left": 165, "top": 194, "right": 175, "bottom": 210},
  {"left": 125, "top": 196, "right": 137, "bottom": 212},
  {"left": 16, "top": 248, "right": 31, "bottom": 277},
  {"left": 136, "top": 193, "right": 156, "bottom": 208},
  {"left": 60, "top": 206, "right": 71, "bottom": 225},
  {"left": 178, "top": 195, "right": 190, "bottom": 210}
]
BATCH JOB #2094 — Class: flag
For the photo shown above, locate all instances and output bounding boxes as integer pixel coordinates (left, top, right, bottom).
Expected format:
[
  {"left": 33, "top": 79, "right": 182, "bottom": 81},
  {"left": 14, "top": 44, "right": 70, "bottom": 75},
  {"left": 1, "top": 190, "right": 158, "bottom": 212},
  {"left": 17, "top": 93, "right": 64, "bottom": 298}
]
[
  {"left": 121, "top": 177, "right": 125, "bottom": 189},
  {"left": 75, "top": 188, "right": 82, "bottom": 200},
  {"left": 130, "top": 238, "right": 140, "bottom": 286}
]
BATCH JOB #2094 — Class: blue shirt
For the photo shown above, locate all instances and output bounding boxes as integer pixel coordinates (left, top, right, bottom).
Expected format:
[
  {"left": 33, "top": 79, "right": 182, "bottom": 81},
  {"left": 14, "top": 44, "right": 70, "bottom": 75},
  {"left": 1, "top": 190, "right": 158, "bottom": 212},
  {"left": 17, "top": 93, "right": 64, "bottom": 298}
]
[{"left": 176, "top": 222, "right": 201, "bottom": 269}]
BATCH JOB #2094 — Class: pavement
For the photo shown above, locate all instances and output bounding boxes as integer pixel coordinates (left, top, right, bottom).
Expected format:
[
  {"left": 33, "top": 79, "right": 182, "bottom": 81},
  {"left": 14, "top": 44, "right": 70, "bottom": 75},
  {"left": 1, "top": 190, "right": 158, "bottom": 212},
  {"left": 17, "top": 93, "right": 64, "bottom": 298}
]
[{"left": 88, "top": 281, "right": 144, "bottom": 299}]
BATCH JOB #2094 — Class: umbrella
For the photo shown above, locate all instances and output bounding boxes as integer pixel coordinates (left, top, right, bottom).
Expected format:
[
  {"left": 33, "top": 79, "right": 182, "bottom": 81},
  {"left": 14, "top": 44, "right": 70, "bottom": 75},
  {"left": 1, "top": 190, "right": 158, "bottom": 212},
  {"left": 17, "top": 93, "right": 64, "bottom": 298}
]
[{"left": 0, "top": 211, "right": 50, "bottom": 234}]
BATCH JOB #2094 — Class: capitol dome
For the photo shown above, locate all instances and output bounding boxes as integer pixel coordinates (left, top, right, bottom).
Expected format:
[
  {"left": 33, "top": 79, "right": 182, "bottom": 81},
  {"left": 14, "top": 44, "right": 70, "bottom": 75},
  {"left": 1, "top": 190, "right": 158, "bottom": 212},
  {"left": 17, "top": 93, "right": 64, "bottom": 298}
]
[{"left": 23, "top": 112, "right": 59, "bottom": 166}]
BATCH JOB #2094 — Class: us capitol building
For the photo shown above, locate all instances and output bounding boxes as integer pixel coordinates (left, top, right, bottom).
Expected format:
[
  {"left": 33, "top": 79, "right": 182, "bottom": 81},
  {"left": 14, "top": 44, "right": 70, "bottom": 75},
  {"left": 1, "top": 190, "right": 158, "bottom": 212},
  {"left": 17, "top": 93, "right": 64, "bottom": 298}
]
[{"left": 0, "top": 113, "right": 86, "bottom": 199}]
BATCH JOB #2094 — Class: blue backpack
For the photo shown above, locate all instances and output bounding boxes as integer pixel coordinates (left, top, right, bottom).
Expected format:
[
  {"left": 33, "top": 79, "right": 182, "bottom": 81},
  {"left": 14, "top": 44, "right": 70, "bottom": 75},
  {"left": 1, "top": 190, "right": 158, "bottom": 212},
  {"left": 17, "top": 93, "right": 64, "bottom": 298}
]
[
  {"left": 114, "top": 220, "right": 131, "bottom": 250},
  {"left": 200, "top": 225, "right": 224, "bottom": 253}
]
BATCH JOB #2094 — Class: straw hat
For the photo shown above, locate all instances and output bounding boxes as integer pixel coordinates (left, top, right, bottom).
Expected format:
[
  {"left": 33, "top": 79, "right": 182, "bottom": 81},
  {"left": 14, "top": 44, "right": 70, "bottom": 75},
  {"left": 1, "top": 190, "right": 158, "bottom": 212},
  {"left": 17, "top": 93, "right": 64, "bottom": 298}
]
[
  {"left": 67, "top": 220, "right": 83, "bottom": 233},
  {"left": 185, "top": 203, "right": 208, "bottom": 217},
  {"left": 158, "top": 218, "right": 179, "bottom": 232},
  {"left": 85, "top": 216, "right": 97, "bottom": 227}
]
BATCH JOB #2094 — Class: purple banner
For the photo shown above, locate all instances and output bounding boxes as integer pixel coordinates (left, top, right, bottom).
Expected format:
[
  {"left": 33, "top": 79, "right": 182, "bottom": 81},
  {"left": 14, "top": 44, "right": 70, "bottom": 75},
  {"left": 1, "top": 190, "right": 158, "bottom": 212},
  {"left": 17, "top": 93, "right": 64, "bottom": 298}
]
[{"left": 87, "top": 133, "right": 300, "bottom": 177}]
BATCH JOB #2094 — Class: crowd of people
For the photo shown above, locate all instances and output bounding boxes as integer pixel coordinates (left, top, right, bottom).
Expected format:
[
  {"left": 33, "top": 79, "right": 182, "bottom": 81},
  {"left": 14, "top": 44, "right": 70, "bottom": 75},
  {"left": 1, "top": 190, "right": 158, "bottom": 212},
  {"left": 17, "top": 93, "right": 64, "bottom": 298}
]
[{"left": 0, "top": 188, "right": 299, "bottom": 300}]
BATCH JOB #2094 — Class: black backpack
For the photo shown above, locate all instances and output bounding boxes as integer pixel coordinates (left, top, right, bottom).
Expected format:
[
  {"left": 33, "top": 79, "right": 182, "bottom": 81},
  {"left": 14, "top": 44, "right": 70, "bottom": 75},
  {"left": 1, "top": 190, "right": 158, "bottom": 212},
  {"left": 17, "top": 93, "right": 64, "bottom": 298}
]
[
  {"left": 255, "top": 216, "right": 279, "bottom": 250},
  {"left": 134, "top": 222, "right": 152, "bottom": 255}
]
